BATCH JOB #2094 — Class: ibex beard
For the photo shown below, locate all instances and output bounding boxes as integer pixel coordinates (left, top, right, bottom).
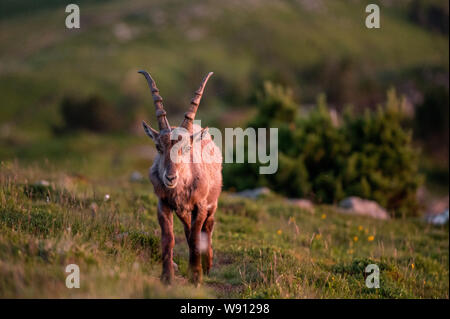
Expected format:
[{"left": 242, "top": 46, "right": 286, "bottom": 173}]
[{"left": 139, "top": 70, "right": 222, "bottom": 286}]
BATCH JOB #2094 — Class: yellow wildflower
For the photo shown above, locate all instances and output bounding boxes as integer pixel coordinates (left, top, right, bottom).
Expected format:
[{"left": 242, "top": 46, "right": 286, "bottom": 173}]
[
  {"left": 411, "top": 263, "right": 415, "bottom": 269},
  {"left": 358, "top": 225, "right": 364, "bottom": 231},
  {"left": 368, "top": 235, "right": 375, "bottom": 242},
  {"left": 321, "top": 214, "right": 327, "bottom": 220},
  {"left": 277, "top": 229, "right": 282, "bottom": 235},
  {"left": 353, "top": 236, "right": 358, "bottom": 242}
]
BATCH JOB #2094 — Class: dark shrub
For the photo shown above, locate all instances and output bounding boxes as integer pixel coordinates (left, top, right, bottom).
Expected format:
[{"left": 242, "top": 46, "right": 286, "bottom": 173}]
[
  {"left": 341, "top": 90, "right": 423, "bottom": 217},
  {"left": 414, "top": 86, "right": 449, "bottom": 154},
  {"left": 409, "top": 0, "right": 449, "bottom": 35},
  {"left": 224, "top": 84, "right": 423, "bottom": 217},
  {"left": 58, "top": 95, "right": 123, "bottom": 133}
]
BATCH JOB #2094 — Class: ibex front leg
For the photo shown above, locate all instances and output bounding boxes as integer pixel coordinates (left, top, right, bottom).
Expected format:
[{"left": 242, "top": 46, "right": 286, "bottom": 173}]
[
  {"left": 188, "top": 205, "right": 207, "bottom": 286},
  {"left": 175, "top": 210, "right": 191, "bottom": 243},
  {"left": 157, "top": 200, "right": 174, "bottom": 285}
]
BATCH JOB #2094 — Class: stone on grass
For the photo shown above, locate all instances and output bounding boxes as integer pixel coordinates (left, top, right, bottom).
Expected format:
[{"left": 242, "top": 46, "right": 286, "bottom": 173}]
[
  {"left": 288, "top": 199, "right": 314, "bottom": 212},
  {"left": 426, "top": 209, "right": 449, "bottom": 226},
  {"left": 36, "top": 180, "right": 50, "bottom": 187},
  {"left": 130, "top": 171, "right": 144, "bottom": 182},
  {"left": 234, "top": 187, "right": 271, "bottom": 199},
  {"left": 338, "top": 197, "right": 390, "bottom": 220}
]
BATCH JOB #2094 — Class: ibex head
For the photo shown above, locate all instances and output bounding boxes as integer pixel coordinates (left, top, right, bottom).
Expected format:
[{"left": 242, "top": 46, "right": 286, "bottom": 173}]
[{"left": 139, "top": 70, "right": 213, "bottom": 189}]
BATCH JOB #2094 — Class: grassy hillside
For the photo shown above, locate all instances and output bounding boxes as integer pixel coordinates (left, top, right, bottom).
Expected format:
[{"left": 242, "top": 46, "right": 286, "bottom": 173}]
[
  {"left": 0, "top": 133, "right": 448, "bottom": 298},
  {"left": 0, "top": 0, "right": 448, "bottom": 131}
]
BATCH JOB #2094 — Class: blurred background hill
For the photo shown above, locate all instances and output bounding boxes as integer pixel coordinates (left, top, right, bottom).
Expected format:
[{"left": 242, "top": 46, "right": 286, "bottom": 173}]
[{"left": 0, "top": 0, "right": 448, "bottom": 210}]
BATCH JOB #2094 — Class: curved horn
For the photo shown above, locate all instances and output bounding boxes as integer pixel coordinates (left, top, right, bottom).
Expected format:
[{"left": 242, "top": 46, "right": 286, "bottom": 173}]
[
  {"left": 180, "top": 72, "right": 213, "bottom": 133},
  {"left": 138, "top": 70, "right": 170, "bottom": 131}
]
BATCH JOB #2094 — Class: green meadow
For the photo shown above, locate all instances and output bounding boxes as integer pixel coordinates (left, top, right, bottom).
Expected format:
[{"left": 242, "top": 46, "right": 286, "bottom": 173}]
[
  {"left": 0, "top": 133, "right": 448, "bottom": 298},
  {"left": 0, "top": 0, "right": 448, "bottom": 298}
]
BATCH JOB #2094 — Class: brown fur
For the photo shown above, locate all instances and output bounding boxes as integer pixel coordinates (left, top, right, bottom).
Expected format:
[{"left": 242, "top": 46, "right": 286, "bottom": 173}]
[{"left": 147, "top": 125, "right": 222, "bottom": 285}]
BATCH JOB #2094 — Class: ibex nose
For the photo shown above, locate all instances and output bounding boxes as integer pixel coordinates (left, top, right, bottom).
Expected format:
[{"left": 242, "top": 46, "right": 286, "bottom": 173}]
[
  {"left": 163, "top": 171, "right": 178, "bottom": 188},
  {"left": 165, "top": 174, "right": 177, "bottom": 182}
]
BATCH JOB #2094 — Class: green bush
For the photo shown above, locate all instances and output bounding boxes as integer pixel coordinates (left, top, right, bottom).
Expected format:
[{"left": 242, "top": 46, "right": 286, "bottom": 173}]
[
  {"left": 56, "top": 95, "right": 124, "bottom": 133},
  {"left": 224, "top": 84, "right": 423, "bottom": 217},
  {"left": 414, "top": 85, "right": 449, "bottom": 153},
  {"left": 409, "top": 0, "right": 449, "bottom": 35}
]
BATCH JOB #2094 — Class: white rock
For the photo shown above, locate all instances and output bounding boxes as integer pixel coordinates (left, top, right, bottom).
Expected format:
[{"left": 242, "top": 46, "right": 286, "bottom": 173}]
[
  {"left": 288, "top": 199, "right": 314, "bottom": 212},
  {"left": 426, "top": 209, "right": 449, "bottom": 226},
  {"left": 339, "top": 197, "right": 390, "bottom": 220},
  {"left": 234, "top": 187, "right": 271, "bottom": 199},
  {"left": 113, "top": 23, "right": 134, "bottom": 42},
  {"left": 36, "top": 180, "right": 50, "bottom": 187},
  {"left": 130, "top": 171, "right": 144, "bottom": 182}
]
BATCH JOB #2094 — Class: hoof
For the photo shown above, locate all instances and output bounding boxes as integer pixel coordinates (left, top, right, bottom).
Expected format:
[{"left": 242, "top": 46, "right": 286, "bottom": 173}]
[
  {"left": 189, "top": 269, "right": 203, "bottom": 286},
  {"left": 161, "top": 273, "right": 174, "bottom": 285}
]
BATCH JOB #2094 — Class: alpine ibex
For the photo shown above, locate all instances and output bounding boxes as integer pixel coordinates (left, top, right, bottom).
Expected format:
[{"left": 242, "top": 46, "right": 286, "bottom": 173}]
[{"left": 139, "top": 70, "right": 222, "bottom": 285}]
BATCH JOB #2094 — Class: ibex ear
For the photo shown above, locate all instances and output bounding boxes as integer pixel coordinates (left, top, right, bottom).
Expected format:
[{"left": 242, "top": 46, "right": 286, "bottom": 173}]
[
  {"left": 142, "top": 121, "right": 158, "bottom": 141},
  {"left": 192, "top": 127, "right": 209, "bottom": 143}
]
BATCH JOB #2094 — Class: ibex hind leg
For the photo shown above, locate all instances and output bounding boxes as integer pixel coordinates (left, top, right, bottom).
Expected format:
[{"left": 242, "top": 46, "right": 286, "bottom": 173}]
[
  {"left": 188, "top": 206, "right": 208, "bottom": 286},
  {"left": 201, "top": 206, "right": 216, "bottom": 276}
]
